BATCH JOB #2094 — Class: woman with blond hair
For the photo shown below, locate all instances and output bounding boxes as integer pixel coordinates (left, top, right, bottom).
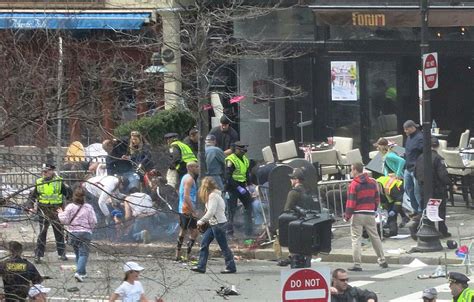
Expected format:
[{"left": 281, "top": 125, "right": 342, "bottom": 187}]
[{"left": 190, "top": 177, "right": 236, "bottom": 274}]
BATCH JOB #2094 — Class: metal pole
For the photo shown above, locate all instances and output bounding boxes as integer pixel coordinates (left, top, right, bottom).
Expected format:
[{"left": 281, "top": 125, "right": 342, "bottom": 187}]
[
  {"left": 56, "top": 36, "right": 64, "bottom": 172},
  {"left": 420, "top": 0, "right": 432, "bottom": 210},
  {"left": 298, "top": 111, "right": 303, "bottom": 144}
]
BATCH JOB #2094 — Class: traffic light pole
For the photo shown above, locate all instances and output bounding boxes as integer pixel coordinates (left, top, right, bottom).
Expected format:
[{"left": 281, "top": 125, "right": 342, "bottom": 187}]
[{"left": 420, "top": 0, "right": 433, "bottom": 210}]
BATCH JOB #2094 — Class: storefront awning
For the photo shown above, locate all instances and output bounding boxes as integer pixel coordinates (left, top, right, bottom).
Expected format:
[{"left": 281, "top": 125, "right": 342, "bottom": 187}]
[
  {"left": 314, "top": 9, "right": 474, "bottom": 27},
  {"left": 0, "top": 13, "right": 151, "bottom": 29}
]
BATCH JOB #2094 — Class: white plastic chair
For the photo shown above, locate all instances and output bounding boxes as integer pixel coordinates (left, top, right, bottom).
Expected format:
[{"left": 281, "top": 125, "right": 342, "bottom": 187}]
[
  {"left": 458, "top": 130, "right": 470, "bottom": 150},
  {"left": 262, "top": 146, "right": 275, "bottom": 163},
  {"left": 275, "top": 140, "right": 298, "bottom": 163},
  {"left": 309, "top": 149, "right": 342, "bottom": 179}
]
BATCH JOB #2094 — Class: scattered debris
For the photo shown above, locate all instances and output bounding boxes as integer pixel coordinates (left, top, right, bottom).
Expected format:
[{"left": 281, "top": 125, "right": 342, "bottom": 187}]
[
  {"left": 216, "top": 285, "right": 239, "bottom": 297},
  {"left": 417, "top": 265, "right": 447, "bottom": 279},
  {"left": 386, "top": 248, "right": 407, "bottom": 255}
]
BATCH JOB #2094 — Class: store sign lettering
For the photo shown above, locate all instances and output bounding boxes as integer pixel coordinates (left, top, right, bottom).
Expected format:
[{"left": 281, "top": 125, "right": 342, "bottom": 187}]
[{"left": 352, "top": 13, "right": 386, "bottom": 27}]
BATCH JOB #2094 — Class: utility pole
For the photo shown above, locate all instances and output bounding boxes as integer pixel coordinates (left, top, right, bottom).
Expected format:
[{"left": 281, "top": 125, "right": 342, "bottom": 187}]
[{"left": 420, "top": 0, "right": 433, "bottom": 210}]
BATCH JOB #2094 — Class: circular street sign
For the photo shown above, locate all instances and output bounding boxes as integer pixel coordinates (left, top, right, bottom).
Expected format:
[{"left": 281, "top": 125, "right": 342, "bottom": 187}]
[
  {"left": 282, "top": 269, "right": 329, "bottom": 302},
  {"left": 424, "top": 54, "right": 438, "bottom": 89}
]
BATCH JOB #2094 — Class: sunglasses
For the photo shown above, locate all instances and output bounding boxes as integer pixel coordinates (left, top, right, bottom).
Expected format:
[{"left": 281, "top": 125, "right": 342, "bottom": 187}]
[{"left": 338, "top": 278, "right": 349, "bottom": 282}]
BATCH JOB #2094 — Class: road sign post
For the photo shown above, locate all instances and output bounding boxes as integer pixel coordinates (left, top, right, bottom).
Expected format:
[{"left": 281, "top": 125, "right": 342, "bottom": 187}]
[{"left": 281, "top": 266, "right": 331, "bottom": 302}]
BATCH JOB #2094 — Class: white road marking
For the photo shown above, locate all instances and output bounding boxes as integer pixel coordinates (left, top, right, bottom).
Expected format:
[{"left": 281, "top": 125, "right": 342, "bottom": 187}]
[
  {"left": 371, "top": 267, "right": 423, "bottom": 279},
  {"left": 389, "top": 283, "right": 450, "bottom": 302},
  {"left": 349, "top": 280, "right": 375, "bottom": 287}
]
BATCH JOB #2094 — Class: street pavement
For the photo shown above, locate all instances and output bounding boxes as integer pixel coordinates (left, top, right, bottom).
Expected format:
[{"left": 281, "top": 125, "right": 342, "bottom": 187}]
[
  {"left": 1, "top": 203, "right": 474, "bottom": 266},
  {"left": 1, "top": 202, "right": 474, "bottom": 301},
  {"left": 0, "top": 251, "right": 471, "bottom": 301}
]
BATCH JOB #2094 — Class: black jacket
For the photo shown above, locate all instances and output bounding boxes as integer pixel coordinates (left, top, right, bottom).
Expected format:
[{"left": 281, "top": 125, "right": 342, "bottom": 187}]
[
  {"left": 106, "top": 138, "right": 133, "bottom": 175},
  {"left": 404, "top": 130, "right": 423, "bottom": 172},
  {"left": 331, "top": 285, "right": 378, "bottom": 302},
  {"left": 415, "top": 149, "right": 451, "bottom": 196},
  {"left": 0, "top": 256, "right": 43, "bottom": 301},
  {"left": 284, "top": 184, "right": 313, "bottom": 212},
  {"left": 209, "top": 126, "right": 239, "bottom": 152}
]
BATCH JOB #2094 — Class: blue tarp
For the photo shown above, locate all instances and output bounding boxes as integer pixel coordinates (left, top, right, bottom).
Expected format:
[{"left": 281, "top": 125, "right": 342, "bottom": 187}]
[{"left": 0, "top": 13, "right": 151, "bottom": 29}]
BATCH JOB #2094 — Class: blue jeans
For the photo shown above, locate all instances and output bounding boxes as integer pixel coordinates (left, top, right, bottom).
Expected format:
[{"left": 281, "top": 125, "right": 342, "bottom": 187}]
[
  {"left": 69, "top": 232, "right": 92, "bottom": 275},
  {"left": 197, "top": 223, "right": 236, "bottom": 272},
  {"left": 252, "top": 199, "right": 264, "bottom": 225},
  {"left": 130, "top": 216, "right": 157, "bottom": 241},
  {"left": 404, "top": 170, "right": 422, "bottom": 214}
]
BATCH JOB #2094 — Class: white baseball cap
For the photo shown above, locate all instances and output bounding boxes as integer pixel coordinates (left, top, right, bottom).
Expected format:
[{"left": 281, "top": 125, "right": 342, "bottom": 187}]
[
  {"left": 28, "top": 284, "right": 51, "bottom": 298},
  {"left": 123, "top": 261, "right": 145, "bottom": 272}
]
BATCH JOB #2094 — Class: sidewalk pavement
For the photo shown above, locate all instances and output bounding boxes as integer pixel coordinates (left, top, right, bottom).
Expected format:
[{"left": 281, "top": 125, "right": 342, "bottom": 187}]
[{"left": 1, "top": 205, "right": 473, "bottom": 266}]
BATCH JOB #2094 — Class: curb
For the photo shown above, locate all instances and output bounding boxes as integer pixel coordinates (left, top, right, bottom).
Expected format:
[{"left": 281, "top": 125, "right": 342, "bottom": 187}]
[{"left": 19, "top": 241, "right": 464, "bottom": 266}]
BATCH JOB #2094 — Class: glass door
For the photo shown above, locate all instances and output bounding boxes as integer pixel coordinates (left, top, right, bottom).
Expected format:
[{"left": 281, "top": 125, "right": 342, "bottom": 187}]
[{"left": 366, "top": 60, "right": 399, "bottom": 146}]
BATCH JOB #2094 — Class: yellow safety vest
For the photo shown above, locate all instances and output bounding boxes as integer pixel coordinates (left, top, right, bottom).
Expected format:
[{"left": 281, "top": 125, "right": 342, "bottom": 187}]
[
  {"left": 226, "top": 154, "right": 249, "bottom": 183},
  {"left": 376, "top": 176, "right": 403, "bottom": 204},
  {"left": 456, "top": 288, "right": 474, "bottom": 302},
  {"left": 171, "top": 141, "right": 198, "bottom": 170},
  {"left": 35, "top": 176, "right": 63, "bottom": 205}
]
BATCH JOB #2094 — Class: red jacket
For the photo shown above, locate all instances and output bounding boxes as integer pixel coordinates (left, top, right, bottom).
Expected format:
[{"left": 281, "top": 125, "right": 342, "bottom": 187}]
[{"left": 345, "top": 173, "right": 379, "bottom": 220}]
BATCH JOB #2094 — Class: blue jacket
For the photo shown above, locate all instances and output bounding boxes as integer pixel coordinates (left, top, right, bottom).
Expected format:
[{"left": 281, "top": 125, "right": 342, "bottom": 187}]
[
  {"left": 404, "top": 130, "right": 423, "bottom": 172},
  {"left": 384, "top": 151, "right": 406, "bottom": 178}
]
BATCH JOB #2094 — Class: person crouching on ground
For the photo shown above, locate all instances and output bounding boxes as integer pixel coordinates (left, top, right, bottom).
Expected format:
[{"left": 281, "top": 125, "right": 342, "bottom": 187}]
[
  {"left": 57, "top": 186, "right": 97, "bottom": 282},
  {"left": 191, "top": 177, "right": 236, "bottom": 274}
]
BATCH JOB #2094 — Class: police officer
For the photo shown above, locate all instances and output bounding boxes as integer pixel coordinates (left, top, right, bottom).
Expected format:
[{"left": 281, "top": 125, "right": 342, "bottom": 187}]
[
  {"left": 29, "top": 163, "right": 72, "bottom": 263},
  {"left": 225, "top": 142, "right": 253, "bottom": 237},
  {"left": 0, "top": 241, "right": 42, "bottom": 301},
  {"left": 165, "top": 133, "right": 198, "bottom": 185},
  {"left": 448, "top": 272, "right": 473, "bottom": 301},
  {"left": 415, "top": 137, "right": 453, "bottom": 237},
  {"left": 376, "top": 175, "right": 404, "bottom": 237}
]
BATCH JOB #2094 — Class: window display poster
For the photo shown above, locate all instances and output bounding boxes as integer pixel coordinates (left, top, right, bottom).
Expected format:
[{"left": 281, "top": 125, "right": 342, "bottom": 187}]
[{"left": 331, "top": 61, "right": 359, "bottom": 101}]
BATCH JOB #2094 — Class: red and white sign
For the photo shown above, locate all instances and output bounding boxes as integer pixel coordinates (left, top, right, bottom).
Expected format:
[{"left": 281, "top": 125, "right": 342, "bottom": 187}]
[
  {"left": 281, "top": 267, "right": 331, "bottom": 302},
  {"left": 426, "top": 198, "right": 443, "bottom": 222},
  {"left": 423, "top": 52, "right": 439, "bottom": 90}
]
